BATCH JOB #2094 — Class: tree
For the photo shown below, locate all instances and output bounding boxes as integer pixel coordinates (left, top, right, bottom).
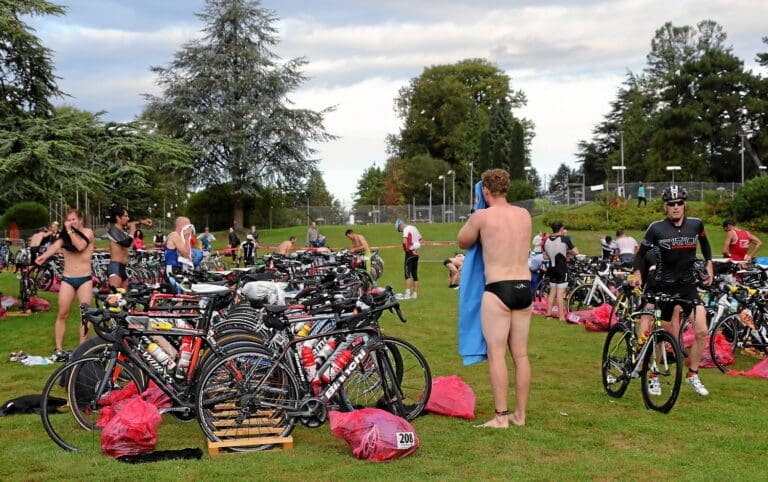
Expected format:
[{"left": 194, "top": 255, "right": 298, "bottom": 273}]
[
  {"left": 143, "top": 0, "right": 334, "bottom": 228},
  {"left": 549, "top": 163, "right": 576, "bottom": 192},
  {"left": 353, "top": 165, "right": 385, "bottom": 206},
  {"left": 0, "top": 0, "right": 65, "bottom": 118},
  {"left": 400, "top": 154, "right": 451, "bottom": 205}
]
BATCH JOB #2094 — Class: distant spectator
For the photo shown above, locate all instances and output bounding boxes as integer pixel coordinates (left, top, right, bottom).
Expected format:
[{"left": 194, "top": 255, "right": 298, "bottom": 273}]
[
  {"left": 133, "top": 229, "right": 145, "bottom": 250},
  {"left": 615, "top": 230, "right": 639, "bottom": 263},
  {"left": 153, "top": 230, "right": 164, "bottom": 248},
  {"left": 443, "top": 252, "right": 465, "bottom": 288},
  {"left": 241, "top": 234, "right": 257, "bottom": 266},
  {"left": 227, "top": 227, "right": 241, "bottom": 264},
  {"left": 600, "top": 235, "right": 617, "bottom": 261},
  {"left": 531, "top": 231, "right": 545, "bottom": 254},
  {"left": 276, "top": 236, "right": 296, "bottom": 255},
  {"left": 198, "top": 227, "right": 216, "bottom": 252},
  {"left": 637, "top": 182, "right": 647, "bottom": 207},
  {"left": 722, "top": 219, "right": 762, "bottom": 262}
]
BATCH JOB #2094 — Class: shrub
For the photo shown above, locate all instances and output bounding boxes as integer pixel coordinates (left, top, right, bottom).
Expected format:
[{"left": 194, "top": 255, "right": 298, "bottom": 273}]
[
  {"left": 507, "top": 180, "right": 535, "bottom": 203},
  {"left": 0, "top": 201, "right": 49, "bottom": 230},
  {"left": 732, "top": 176, "right": 768, "bottom": 222}
]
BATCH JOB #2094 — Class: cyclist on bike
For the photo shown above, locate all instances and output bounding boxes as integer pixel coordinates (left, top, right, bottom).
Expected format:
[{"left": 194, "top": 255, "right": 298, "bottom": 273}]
[
  {"left": 34, "top": 209, "right": 94, "bottom": 362},
  {"left": 632, "top": 185, "right": 714, "bottom": 397},
  {"left": 107, "top": 205, "right": 152, "bottom": 289}
]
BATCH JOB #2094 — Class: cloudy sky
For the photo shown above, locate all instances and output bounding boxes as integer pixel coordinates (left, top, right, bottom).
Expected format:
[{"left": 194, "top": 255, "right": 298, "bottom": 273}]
[{"left": 28, "top": 0, "right": 768, "bottom": 205}]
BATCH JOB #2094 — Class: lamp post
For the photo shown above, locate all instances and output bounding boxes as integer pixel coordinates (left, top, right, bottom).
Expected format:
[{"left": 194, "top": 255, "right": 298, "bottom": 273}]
[
  {"left": 611, "top": 166, "right": 626, "bottom": 197},
  {"left": 741, "top": 133, "right": 746, "bottom": 185},
  {"left": 447, "top": 170, "right": 455, "bottom": 222},
  {"left": 666, "top": 165, "right": 681, "bottom": 185},
  {"left": 438, "top": 175, "right": 446, "bottom": 223},
  {"left": 468, "top": 162, "right": 474, "bottom": 207},
  {"left": 620, "top": 131, "right": 625, "bottom": 193},
  {"left": 425, "top": 182, "right": 432, "bottom": 223},
  {"left": 760, "top": 166, "right": 767, "bottom": 177}
]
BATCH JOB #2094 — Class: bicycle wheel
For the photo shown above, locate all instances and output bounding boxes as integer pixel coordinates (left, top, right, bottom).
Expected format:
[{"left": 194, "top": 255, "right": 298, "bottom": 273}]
[
  {"left": 34, "top": 266, "right": 55, "bottom": 291},
  {"left": 197, "top": 349, "right": 300, "bottom": 452},
  {"left": 339, "top": 336, "right": 431, "bottom": 421},
  {"left": 640, "top": 330, "right": 682, "bottom": 414},
  {"left": 567, "top": 283, "right": 604, "bottom": 313},
  {"left": 601, "top": 324, "right": 632, "bottom": 398},
  {"left": 709, "top": 313, "right": 746, "bottom": 373},
  {"left": 41, "top": 355, "right": 144, "bottom": 452}
]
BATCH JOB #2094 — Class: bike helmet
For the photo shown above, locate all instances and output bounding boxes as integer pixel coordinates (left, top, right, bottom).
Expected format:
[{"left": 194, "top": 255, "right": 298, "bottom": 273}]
[{"left": 661, "top": 185, "right": 688, "bottom": 202}]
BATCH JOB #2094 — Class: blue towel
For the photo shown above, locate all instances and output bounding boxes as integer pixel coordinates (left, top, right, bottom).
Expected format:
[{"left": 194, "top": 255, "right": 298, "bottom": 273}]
[{"left": 458, "top": 181, "right": 487, "bottom": 365}]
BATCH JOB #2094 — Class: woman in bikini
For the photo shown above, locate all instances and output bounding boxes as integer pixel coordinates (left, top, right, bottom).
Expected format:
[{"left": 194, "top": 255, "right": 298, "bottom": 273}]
[{"left": 35, "top": 209, "right": 95, "bottom": 361}]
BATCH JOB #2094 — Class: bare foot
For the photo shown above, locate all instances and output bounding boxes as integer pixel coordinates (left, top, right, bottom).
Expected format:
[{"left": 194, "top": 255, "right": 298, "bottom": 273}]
[
  {"left": 474, "top": 414, "right": 509, "bottom": 429},
  {"left": 508, "top": 412, "right": 525, "bottom": 426}
]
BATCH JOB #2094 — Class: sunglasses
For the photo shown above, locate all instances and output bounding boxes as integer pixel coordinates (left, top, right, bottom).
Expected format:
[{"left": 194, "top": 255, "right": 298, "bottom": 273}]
[{"left": 665, "top": 200, "right": 685, "bottom": 207}]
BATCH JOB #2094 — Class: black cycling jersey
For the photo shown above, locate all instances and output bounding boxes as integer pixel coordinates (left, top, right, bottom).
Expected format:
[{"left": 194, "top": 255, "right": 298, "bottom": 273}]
[
  {"left": 107, "top": 225, "right": 133, "bottom": 248},
  {"left": 633, "top": 217, "right": 712, "bottom": 287},
  {"left": 543, "top": 235, "right": 574, "bottom": 279}
]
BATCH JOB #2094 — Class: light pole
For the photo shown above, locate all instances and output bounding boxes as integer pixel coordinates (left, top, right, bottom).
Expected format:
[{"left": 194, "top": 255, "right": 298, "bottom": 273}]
[
  {"left": 666, "top": 165, "right": 681, "bottom": 185},
  {"left": 760, "top": 166, "right": 767, "bottom": 177},
  {"left": 620, "top": 131, "right": 625, "bottom": 194},
  {"left": 447, "top": 170, "right": 455, "bottom": 222},
  {"left": 425, "top": 182, "right": 432, "bottom": 223},
  {"left": 740, "top": 133, "right": 746, "bottom": 185},
  {"left": 611, "top": 166, "right": 626, "bottom": 197},
  {"left": 438, "top": 175, "right": 446, "bottom": 223},
  {"left": 468, "top": 162, "right": 474, "bottom": 206}
]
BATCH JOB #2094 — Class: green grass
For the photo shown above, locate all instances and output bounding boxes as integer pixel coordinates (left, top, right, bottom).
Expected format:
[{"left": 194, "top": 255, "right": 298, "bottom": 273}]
[{"left": 1, "top": 221, "right": 768, "bottom": 480}]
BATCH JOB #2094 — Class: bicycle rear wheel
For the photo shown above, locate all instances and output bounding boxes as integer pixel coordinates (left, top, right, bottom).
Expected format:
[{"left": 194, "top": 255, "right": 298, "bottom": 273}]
[
  {"left": 41, "top": 355, "right": 144, "bottom": 452},
  {"left": 710, "top": 313, "right": 751, "bottom": 373},
  {"left": 567, "top": 283, "right": 604, "bottom": 313},
  {"left": 601, "top": 324, "right": 632, "bottom": 398},
  {"left": 640, "top": 330, "right": 682, "bottom": 414},
  {"left": 197, "top": 349, "right": 300, "bottom": 452}
]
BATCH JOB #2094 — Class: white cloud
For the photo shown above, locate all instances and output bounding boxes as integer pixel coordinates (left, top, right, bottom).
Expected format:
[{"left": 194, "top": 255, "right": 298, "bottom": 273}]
[{"left": 29, "top": 0, "right": 768, "bottom": 207}]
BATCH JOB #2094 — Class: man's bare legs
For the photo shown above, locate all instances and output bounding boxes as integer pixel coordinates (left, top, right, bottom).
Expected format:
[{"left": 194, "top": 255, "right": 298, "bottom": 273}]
[
  {"left": 54, "top": 282, "right": 93, "bottom": 350},
  {"left": 688, "top": 305, "right": 708, "bottom": 371},
  {"left": 477, "top": 292, "right": 531, "bottom": 428},
  {"left": 546, "top": 285, "right": 566, "bottom": 320}
]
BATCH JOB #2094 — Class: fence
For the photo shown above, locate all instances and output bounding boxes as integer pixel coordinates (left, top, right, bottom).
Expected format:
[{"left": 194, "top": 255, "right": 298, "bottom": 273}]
[{"left": 557, "top": 181, "right": 741, "bottom": 206}]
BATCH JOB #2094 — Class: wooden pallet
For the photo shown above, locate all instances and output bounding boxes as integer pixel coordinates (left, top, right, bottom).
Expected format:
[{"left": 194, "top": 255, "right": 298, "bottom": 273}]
[
  {"left": 6, "top": 310, "right": 31, "bottom": 317},
  {"left": 206, "top": 407, "right": 294, "bottom": 454},
  {"left": 207, "top": 435, "right": 293, "bottom": 454}
]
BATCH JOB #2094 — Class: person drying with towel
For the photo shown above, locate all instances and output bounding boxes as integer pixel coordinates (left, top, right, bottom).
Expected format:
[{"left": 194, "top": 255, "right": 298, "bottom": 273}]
[
  {"left": 107, "top": 205, "right": 152, "bottom": 289},
  {"left": 458, "top": 168, "right": 532, "bottom": 428}
]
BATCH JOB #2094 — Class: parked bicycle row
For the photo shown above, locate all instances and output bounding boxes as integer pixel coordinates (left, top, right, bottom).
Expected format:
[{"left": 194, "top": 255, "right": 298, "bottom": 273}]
[{"left": 38, "top": 244, "right": 427, "bottom": 453}]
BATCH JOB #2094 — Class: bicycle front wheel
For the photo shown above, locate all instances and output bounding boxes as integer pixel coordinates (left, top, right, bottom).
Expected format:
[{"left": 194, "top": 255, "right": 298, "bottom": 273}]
[
  {"left": 41, "top": 355, "right": 144, "bottom": 452},
  {"left": 710, "top": 313, "right": 748, "bottom": 373},
  {"left": 197, "top": 349, "right": 300, "bottom": 452},
  {"left": 640, "top": 330, "right": 682, "bottom": 414},
  {"left": 339, "top": 336, "right": 431, "bottom": 421},
  {"left": 601, "top": 324, "right": 632, "bottom": 398}
]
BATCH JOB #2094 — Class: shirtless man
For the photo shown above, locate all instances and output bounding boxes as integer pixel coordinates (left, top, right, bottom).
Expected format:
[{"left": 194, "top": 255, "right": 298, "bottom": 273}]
[
  {"left": 275, "top": 236, "right": 296, "bottom": 256},
  {"left": 458, "top": 168, "right": 532, "bottom": 428},
  {"left": 164, "top": 216, "right": 193, "bottom": 279},
  {"left": 35, "top": 210, "right": 95, "bottom": 361},
  {"left": 107, "top": 205, "right": 152, "bottom": 289},
  {"left": 346, "top": 229, "right": 371, "bottom": 271}
]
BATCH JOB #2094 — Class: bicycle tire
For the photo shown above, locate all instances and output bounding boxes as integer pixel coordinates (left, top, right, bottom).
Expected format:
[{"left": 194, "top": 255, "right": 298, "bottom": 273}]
[
  {"left": 640, "top": 330, "right": 682, "bottom": 414},
  {"left": 709, "top": 313, "right": 745, "bottom": 373},
  {"left": 196, "top": 349, "right": 300, "bottom": 452},
  {"left": 601, "top": 324, "right": 632, "bottom": 398},
  {"left": 41, "top": 355, "right": 144, "bottom": 452},
  {"left": 567, "top": 283, "right": 605, "bottom": 313},
  {"left": 339, "top": 336, "right": 431, "bottom": 421}
]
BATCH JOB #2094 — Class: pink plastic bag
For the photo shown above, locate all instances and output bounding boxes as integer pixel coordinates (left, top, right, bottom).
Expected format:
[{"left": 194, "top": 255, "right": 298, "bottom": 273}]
[
  {"left": 100, "top": 396, "right": 162, "bottom": 457},
  {"left": 728, "top": 357, "right": 768, "bottom": 378},
  {"left": 26, "top": 296, "right": 51, "bottom": 312},
  {"left": 329, "top": 409, "right": 419, "bottom": 461},
  {"left": 425, "top": 375, "right": 475, "bottom": 420},
  {"left": 566, "top": 310, "right": 593, "bottom": 325},
  {"left": 699, "top": 334, "right": 735, "bottom": 369}
]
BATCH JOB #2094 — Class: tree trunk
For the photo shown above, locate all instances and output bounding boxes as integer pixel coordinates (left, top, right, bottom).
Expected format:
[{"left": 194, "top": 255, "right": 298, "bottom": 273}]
[{"left": 233, "top": 194, "right": 244, "bottom": 231}]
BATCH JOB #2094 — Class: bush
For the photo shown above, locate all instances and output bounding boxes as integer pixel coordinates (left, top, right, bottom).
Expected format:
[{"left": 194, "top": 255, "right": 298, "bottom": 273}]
[
  {"left": 0, "top": 201, "right": 49, "bottom": 230},
  {"left": 507, "top": 180, "right": 535, "bottom": 203},
  {"left": 732, "top": 176, "right": 768, "bottom": 222}
]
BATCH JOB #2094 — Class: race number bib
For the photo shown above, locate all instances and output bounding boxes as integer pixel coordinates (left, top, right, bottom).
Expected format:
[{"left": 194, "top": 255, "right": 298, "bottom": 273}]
[{"left": 396, "top": 431, "right": 416, "bottom": 449}]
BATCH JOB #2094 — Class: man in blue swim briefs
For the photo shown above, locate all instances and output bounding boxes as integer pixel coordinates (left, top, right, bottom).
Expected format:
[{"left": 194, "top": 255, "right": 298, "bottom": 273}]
[
  {"left": 458, "top": 168, "right": 532, "bottom": 428},
  {"left": 35, "top": 209, "right": 95, "bottom": 362}
]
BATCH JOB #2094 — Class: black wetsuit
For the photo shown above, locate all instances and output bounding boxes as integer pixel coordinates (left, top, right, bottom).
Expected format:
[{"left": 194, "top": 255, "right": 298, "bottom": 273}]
[{"left": 633, "top": 217, "right": 712, "bottom": 319}]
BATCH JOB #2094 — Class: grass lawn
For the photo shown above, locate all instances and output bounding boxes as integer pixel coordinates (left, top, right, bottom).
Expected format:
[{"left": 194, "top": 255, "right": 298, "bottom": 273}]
[{"left": 1, "top": 220, "right": 767, "bottom": 480}]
